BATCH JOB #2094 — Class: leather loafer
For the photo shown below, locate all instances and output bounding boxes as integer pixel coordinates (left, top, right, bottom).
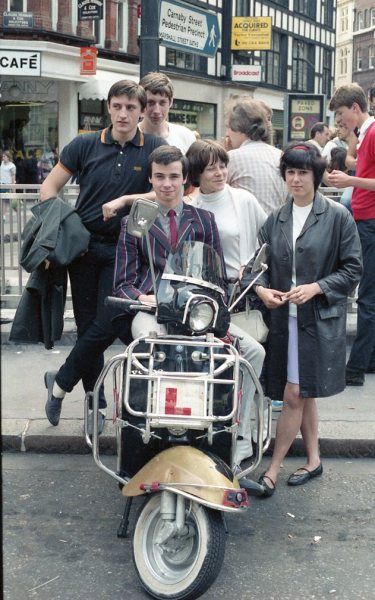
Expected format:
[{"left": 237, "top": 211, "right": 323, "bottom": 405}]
[
  {"left": 287, "top": 463, "right": 323, "bottom": 486},
  {"left": 345, "top": 371, "right": 364, "bottom": 386},
  {"left": 44, "top": 371, "right": 63, "bottom": 426}
]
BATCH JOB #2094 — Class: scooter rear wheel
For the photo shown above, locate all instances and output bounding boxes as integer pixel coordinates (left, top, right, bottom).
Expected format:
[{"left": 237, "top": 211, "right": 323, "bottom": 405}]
[{"left": 132, "top": 493, "right": 226, "bottom": 600}]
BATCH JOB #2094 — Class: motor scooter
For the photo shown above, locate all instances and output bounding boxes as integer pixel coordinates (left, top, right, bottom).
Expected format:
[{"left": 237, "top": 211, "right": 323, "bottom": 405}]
[{"left": 85, "top": 199, "right": 272, "bottom": 600}]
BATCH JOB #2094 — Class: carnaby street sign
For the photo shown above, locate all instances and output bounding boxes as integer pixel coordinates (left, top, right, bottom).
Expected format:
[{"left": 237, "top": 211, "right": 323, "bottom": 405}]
[{"left": 159, "top": 0, "right": 220, "bottom": 57}]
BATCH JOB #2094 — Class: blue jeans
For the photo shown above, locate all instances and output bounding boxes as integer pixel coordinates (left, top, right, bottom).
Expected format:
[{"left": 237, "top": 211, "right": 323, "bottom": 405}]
[{"left": 346, "top": 219, "right": 375, "bottom": 373}]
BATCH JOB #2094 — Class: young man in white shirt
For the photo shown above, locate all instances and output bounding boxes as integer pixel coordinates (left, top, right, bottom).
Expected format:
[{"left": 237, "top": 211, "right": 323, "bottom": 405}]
[{"left": 139, "top": 72, "right": 196, "bottom": 154}]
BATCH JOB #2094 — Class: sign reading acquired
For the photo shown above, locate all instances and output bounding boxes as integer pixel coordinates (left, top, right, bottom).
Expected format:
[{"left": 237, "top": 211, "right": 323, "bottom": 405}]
[
  {"left": 3, "top": 11, "right": 34, "bottom": 28},
  {"left": 78, "top": 0, "right": 103, "bottom": 21},
  {"left": 231, "top": 17, "right": 272, "bottom": 50},
  {"left": 159, "top": 0, "right": 220, "bottom": 57},
  {"left": 0, "top": 50, "right": 41, "bottom": 76}
]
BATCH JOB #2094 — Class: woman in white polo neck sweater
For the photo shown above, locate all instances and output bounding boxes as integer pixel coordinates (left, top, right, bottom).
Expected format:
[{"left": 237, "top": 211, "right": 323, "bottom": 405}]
[{"left": 186, "top": 139, "right": 267, "bottom": 466}]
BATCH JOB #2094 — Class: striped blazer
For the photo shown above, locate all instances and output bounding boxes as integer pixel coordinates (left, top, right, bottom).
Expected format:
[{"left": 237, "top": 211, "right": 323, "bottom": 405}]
[{"left": 113, "top": 202, "right": 226, "bottom": 300}]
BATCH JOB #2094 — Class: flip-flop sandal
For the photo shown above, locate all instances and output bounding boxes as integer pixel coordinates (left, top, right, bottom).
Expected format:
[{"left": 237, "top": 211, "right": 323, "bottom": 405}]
[{"left": 258, "top": 472, "right": 276, "bottom": 497}]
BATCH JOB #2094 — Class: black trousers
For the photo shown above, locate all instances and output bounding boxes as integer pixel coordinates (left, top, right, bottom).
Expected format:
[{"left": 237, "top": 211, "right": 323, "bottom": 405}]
[{"left": 55, "top": 237, "right": 131, "bottom": 403}]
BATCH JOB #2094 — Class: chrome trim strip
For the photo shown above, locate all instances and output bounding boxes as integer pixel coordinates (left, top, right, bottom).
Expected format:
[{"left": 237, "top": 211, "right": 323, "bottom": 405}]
[{"left": 162, "top": 273, "right": 225, "bottom": 294}]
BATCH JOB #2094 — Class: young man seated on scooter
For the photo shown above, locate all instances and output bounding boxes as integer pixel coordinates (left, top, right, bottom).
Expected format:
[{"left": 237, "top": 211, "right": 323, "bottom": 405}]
[{"left": 113, "top": 145, "right": 265, "bottom": 467}]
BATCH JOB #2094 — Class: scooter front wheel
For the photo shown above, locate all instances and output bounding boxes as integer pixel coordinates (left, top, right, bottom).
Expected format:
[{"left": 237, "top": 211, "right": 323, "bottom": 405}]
[{"left": 132, "top": 493, "right": 226, "bottom": 600}]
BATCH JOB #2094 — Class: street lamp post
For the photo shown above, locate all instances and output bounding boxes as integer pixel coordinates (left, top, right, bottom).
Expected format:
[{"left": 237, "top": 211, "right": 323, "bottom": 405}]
[{"left": 139, "top": 0, "right": 160, "bottom": 77}]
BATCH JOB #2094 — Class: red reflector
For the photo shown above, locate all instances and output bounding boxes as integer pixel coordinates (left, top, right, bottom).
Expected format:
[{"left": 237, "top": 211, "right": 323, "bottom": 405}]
[{"left": 222, "top": 489, "right": 249, "bottom": 508}]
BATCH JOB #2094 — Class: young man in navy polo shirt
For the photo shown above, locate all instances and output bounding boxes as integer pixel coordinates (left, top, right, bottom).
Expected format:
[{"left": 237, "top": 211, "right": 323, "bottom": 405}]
[{"left": 41, "top": 80, "right": 165, "bottom": 433}]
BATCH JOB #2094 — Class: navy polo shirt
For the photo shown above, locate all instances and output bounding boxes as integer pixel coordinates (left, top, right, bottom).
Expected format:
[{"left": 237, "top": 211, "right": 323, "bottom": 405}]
[{"left": 59, "top": 126, "right": 165, "bottom": 236}]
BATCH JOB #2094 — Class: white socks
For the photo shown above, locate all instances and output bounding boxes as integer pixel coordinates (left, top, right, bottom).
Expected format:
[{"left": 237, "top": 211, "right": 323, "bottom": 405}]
[{"left": 52, "top": 382, "right": 66, "bottom": 399}]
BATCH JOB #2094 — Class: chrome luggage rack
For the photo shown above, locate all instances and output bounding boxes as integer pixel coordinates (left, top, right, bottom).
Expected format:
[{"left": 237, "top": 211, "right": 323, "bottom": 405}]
[{"left": 120, "top": 333, "right": 241, "bottom": 443}]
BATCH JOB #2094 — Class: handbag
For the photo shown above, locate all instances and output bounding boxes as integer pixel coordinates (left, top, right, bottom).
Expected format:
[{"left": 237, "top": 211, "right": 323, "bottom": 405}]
[{"left": 231, "top": 298, "right": 269, "bottom": 343}]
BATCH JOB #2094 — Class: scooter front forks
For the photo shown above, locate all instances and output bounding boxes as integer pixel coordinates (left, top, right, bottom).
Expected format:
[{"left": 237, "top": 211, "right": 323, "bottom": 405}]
[{"left": 156, "top": 491, "right": 190, "bottom": 545}]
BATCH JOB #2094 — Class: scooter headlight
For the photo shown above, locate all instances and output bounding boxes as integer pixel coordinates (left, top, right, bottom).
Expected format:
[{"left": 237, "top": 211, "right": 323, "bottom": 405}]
[{"left": 189, "top": 301, "right": 214, "bottom": 333}]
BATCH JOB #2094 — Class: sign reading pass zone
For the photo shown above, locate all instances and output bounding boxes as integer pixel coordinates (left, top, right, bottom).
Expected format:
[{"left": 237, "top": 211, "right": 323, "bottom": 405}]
[{"left": 159, "top": 0, "right": 220, "bottom": 57}]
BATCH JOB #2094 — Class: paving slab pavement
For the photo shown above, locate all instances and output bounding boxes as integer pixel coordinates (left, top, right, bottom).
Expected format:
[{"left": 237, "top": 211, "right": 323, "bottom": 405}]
[{"left": 2, "top": 339, "right": 375, "bottom": 457}]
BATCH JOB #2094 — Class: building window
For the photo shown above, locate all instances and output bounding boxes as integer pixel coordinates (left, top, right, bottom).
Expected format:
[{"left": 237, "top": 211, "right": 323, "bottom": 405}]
[
  {"left": 356, "top": 11, "right": 364, "bottom": 31},
  {"left": 340, "top": 6, "right": 348, "bottom": 33},
  {"left": 339, "top": 48, "right": 348, "bottom": 75},
  {"left": 233, "top": 33, "right": 286, "bottom": 88},
  {"left": 372, "top": 8, "right": 375, "bottom": 27},
  {"left": 117, "top": 0, "right": 129, "bottom": 51},
  {"left": 236, "top": 0, "right": 250, "bottom": 14},
  {"left": 322, "top": 49, "right": 332, "bottom": 96},
  {"left": 166, "top": 49, "right": 207, "bottom": 74},
  {"left": 8, "top": 0, "right": 26, "bottom": 10},
  {"left": 369, "top": 46, "right": 375, "bottom": 70},
  {"left": 294, "top": 0, "right": 316, "bottom": 20},
  {"left": 292, "top": 40, "right": 314, "bottom": 92},
  {"left": 51, "top": 0, "right": 58, "bottom": 30},
  {"left": 322, "top": 0, "right": 334, "bottom": 29},
  {"left": 356, "top": 48, "right": 362, "bottom": 71}
]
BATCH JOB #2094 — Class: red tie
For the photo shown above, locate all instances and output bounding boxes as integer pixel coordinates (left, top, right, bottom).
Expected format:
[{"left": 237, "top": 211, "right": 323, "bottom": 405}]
[{"left": 168, "top": 209, "right": 178, "bottom": 250}]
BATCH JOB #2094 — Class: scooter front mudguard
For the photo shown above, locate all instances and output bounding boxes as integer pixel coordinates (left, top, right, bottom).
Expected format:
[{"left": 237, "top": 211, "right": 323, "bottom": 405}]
[{"left": 122, "top": 446, "right": 248, "bottom": 511}]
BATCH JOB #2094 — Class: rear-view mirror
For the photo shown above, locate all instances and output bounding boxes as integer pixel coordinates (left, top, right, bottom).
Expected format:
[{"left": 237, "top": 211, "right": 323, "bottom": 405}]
[
  {"left": 251, "top": 243, "right": 269, "bottom": 273},
  {"left": 127, "top": 198, "right": 159, "bottom": 238}
]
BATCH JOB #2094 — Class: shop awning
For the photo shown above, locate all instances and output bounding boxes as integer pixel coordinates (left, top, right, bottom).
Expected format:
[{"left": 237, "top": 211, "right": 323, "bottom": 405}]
[{"left": 78, "top": 70, "right": 139, "bottom": 100}]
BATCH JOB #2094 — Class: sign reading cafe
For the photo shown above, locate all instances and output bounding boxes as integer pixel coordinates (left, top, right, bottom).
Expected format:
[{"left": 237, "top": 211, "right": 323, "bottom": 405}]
[
  {"left": 0, "top": 49, "right": 41, "bottom": 76},
  {"left": 78, "top": 0, "right": 103, "bottom": 21}
]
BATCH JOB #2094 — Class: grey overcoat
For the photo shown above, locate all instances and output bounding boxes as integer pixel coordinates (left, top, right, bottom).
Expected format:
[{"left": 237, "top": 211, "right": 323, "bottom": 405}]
[{"left": 242, "top": 192, "right": 362, "bottom": 399}]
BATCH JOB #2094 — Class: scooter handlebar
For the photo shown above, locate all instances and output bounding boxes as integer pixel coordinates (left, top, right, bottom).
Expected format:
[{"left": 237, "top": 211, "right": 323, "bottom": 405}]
[{"left": 104, "top": 296, "right": 155, "bottom": 313}]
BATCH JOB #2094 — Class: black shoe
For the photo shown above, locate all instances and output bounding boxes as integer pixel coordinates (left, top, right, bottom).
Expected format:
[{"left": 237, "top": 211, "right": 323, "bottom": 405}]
[
  {"left": 287, "top": 463, "right": 323, "bottom": 486},
  {"left": 258, "top": 472, "right": 276, "bottom": 497},
  {"left": 44, "top": 371, "right": 63, "bottom": 426},
  {"left": 366, "top": 363, "right": 375, "bottom": 374},
  {"left": 345, "top": 371, "right": 365, "bottom": 386},
  {"left": 87, "top": 410, "right": 106, "bottom": 436}
]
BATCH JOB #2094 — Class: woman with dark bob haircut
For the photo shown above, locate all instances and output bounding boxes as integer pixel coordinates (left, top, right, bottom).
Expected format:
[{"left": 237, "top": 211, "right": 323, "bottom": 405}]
[{"left": 241, "top": 141, "right": 362, "bottom": 496}]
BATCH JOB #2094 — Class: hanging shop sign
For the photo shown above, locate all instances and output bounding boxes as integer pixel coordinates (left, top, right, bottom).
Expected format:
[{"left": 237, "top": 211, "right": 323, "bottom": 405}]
[
  {"left": 78, "top": 0, "right": 103, "bottom": 21},
  {"left": 285, "top": 93, "right": 326, "bottom": 144},
  {"left": 0, "top": 50, "right": 41, "bottom": 76},
  {"left": 231, "top": 17, "right": 272, "bottom": 50},
  {"left": 80, "top": 47, "right": 98, "bottom": 75},
  {"left": 159, "top": 0, "right": 220, "bottom": 57},
  {"left": 231, "top": 64, "right": 262, "bottom": 82},
  {"left": 3, "top": 11, "right": 34, "bottom": 28}
]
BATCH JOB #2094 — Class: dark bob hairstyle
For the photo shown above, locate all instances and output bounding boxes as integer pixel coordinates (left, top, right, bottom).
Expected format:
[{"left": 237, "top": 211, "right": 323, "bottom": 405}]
[
  {"left": 280, "top": 142, "right": 327, "bottom": 191},
  {"left": 186, "top": 139, "right": 229, "bottom": 187}
]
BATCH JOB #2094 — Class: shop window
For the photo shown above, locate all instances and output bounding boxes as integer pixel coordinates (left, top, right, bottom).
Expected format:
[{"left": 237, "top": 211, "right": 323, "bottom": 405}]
[
  {"left": 78, "top": 99, "right": 110, "bottom": 133},
  {"left": 292, "top": 40, "right": 314, "bottom": 92},
  {"left": 0, "top": 101, "right": 58, "bottom": 184},
  {"left": 168, "top": 100, "right": 216, "bottom": 138}
]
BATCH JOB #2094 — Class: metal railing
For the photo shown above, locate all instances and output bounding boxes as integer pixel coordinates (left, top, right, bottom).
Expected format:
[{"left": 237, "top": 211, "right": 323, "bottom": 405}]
[
  {"left": 0, "top": 184, "right": 79, "bottom": 306},
  {"left": 0, "top": 185, "right": 344, "bottom": 306}
]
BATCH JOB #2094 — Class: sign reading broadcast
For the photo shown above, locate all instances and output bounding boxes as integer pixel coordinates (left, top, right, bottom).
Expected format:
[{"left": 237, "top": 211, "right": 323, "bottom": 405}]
[
  {"left": 232, "top": 64, "right": 262, "bottom": 82},
  {"left": 78, "top": 0, "right": 103, "bottom": 21},
  {"left": 231, "top": 17, "right": 272, "bottom": 50},
  {"left": 0, "top": 50, "right": 41, "bottom": 76},
  {"left": 159, "top": 0, "right": 220, "bottom": 57}
]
